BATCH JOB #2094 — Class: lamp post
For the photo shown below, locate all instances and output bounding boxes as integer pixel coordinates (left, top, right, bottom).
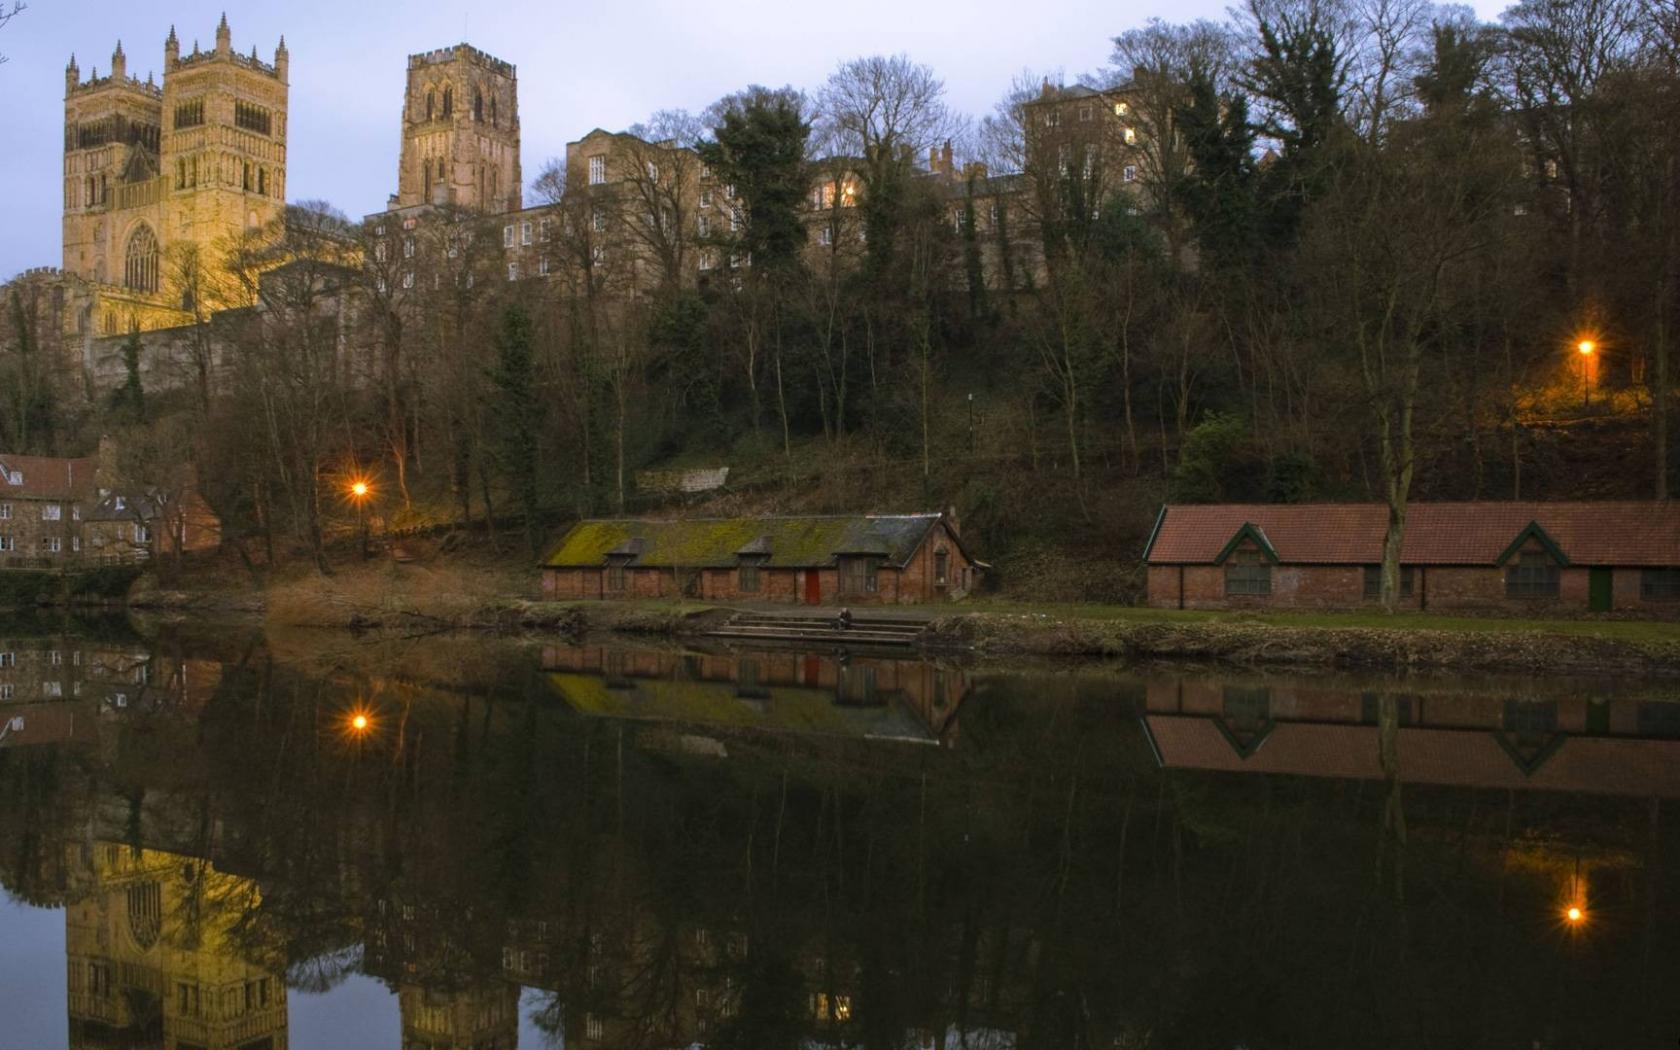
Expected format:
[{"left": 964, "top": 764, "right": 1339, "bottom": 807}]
[
  {"left": 1577, "top": 340, "right": 1595, "bottom": 410},
  {"left": 349, "top": 479, "right": 371, "bottom": 559}
]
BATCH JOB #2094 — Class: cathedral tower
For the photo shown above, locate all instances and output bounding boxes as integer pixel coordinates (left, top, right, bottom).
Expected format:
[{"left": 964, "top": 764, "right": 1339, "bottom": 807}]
[
  {"left": 61, "top": 16, "right": 288, "bottom": 333},
  {"left": 395, "top": 45, "right": 521, "bottom": 212}
]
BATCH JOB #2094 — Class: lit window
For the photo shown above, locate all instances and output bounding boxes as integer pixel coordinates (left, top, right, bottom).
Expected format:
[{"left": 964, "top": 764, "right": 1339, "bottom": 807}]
[
  {"left": 1123, "top": 164, "right": 1138, "bottom": 183},
  {"left": 588, "top": 155, "right": 606, "bottom": 185},
  {"left": 1123, "top": 127, "right": 1137, "bottom": 145},
  {"left": 1114, "top": 101, "right": 1129, "bottom": 116}
]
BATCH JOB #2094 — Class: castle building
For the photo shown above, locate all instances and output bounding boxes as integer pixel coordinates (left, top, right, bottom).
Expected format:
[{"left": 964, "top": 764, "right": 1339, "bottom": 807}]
[
  {"left": 393, "top": 44, "right": 521, "bottom": 213},
  {"left": 61, "top": 15, "right": 288, "bottom": 335}
]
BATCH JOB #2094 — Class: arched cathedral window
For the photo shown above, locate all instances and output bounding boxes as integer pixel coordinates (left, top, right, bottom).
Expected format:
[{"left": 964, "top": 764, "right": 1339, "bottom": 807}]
[
  {"left": 491, "top": 97, "right": 498, "bottom": 127},
  {"left": 124, "top": 224, "right": 159, "bottom": 293},
  {"left": 442, "top": 86, "right": 452, "bottom": 117},
  {"left": 426, "top": 90, "right": 435, "bottom": 121},
  {"left": 473, "top": 88, "right": 483, "bottom": 123}
]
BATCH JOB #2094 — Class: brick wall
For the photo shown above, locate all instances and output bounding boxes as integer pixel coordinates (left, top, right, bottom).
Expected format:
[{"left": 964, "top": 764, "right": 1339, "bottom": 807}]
[
  {"left": 1147, "top": 559, "right": 1678, "bottom": 613},
  {"left": 0, "top": 497, "right": 84, "bottom": 567}
]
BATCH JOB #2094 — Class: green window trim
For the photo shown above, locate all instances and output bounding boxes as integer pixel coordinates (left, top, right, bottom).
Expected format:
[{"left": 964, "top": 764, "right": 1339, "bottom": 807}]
[
  {"left": 1214, "top": 522, "right": 1280, "bottom": 565},
  {"left": 1495, "top": 521, "right": 1570, "bottom": 567}
]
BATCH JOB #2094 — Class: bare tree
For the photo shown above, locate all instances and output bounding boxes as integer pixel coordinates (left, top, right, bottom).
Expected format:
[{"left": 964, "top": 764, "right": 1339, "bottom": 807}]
[{"left": 0, "top": 2, "right": 25, "bottom": 67}]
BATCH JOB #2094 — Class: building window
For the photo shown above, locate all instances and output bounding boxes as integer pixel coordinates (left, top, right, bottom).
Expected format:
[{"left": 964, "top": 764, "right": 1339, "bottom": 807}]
[
  {"left": 1362, "top": 566, "right": 1414, "bottom": 600},
  {"left": 0, "top": 503, "right": 9, "bottom": 519},
  {"left": 1224, "top": 549, "right": 1271, "bottom": 596},
  {"left": 403, "top": 236, "right": 415, "bottom": 258},
  {"left": 935, "top": 550, "right": 949, "bottom": 585},
  {"left": 503, "top": 224, "right": 515, "bottom": 247},
  {"left": 1123, "top": 127, "right": 1138, "bottom": 145},
  {"left": 700, "top": 188, "right": 713, "bottom": 209},
  {"left": 1640, "top": 567, "right": 1680, "bottom": 601},
  {"left": 507, "top": 262, "right": 519, "bottom": 281},
  {"left": 1506, "top": 552, "right": 1560, "bottom": 599},
  {"left": 585, "top": 1014, "right": 604, "bottom": 1040},
  {"left": 521, "top": 221, "right": 532, "bottom": 245},
  {"left": 818, "top": 224, "right": 833, "bottom": 246},
  {"left": 697, "top": 215, "right": 710, "bottom": 237},
  {"left": 1123, "top": 164, "right": 1138, "bottom": 183},
  {"left": 43, "top": 537, "right": 62, "bottom": 554},
  {"left": 41, "top": 504, "right": 62, "bottom": 522},
  {"left": 401, "top": 271, "right": 414, "bottom": 289},
  {"left": 0, "top": 653, "right": 12, "bottom": 668},
  {"left": 592, "top": 209, "right": 607, "bottom": 233},
  {"left": 123, "top": 224, "right": 160, "bottom": 292},
  {"left": 588, "top": 155, "right": 606, "bottom": 185},
  {"left": 699, "top": 251, "right": 715, "bottom": 271},
  {"left": 0, "top": 536, "right": 13, "bottom": 552},
  {"left": 538, "top": 257, "right": 550, "bottom": 276},
  {"left": 729, "top": 207, "right": 740, "bottom": 233},
  {"left": 840, "top": 556, "right": 878, "bottom": 596}
]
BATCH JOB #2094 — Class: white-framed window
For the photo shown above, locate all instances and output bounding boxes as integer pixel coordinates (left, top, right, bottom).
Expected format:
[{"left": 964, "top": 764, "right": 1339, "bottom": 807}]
[
  {"left": 42, "top": 681, "right": 62, "bottom": 699},
  {"left": 0, "top": 503, "right": 9, "bottom": 519},
  {"left": 818, "top": 225, "right": 833, "bottom": 246},
  {"left": 538, "top": 256, "right": 550, "bottom": 276},
  {"left": 6, "top": 471, "right": 20, "bottom": 485},
  {"left": 1123, "top": 127, "right": 1137, "bottom": 145},
  {"left": 700, "top": 188, "right": 713, "bottom": 209},
  {"left": 646, "top": 161, "right": 659, "bottom": 181},
  {"left": 952, "top": 208, "right": 966, "bottom": 231},
  {"left": 698, "top": 250, "right": 715, "bottom": 271},
  {"left": 376, "top": 277, "right": 388, "bottom": 294},
  {"left": 697, "top": 215, "right": 710, "bottom": 237},
  {"left": 42, "top": 504, "right": 62, "bottom": 521},
  {"left": 50, "top": 651, "right": 61, "bottom": 666},
  {"left": 507, "top": 262, "right": 519, "bottom": 281},
  {"left": 0, "top": 536, "right": 13, "bottom": 552},
  {"left": 592, "top": 209, "right": 607, "bottom": 233},
  {"left": 1123, "top": 164, "right": 1138, "bottom": 183},
  {"left": 43, "top": 537, "right": 61, "bottom": 554},
  {"left": 521, "top": 221, "right": 532, "bottom": 245},
  {"left": 403, "top": 236, "right": 415, "bottom": 258},
  {"left": 989, "top": 202, "right": 1000, "bottom": 228},
  {"left": 539, "top": 218, "right": 551, "bottom": 241},
  {"left": 72, "top": 536, "right": 80, "bottom": 552},
  {"left": 585, "top": 1014, "right": 604, "bottom": 1039},
  {"left": 134, "top": 524, "right": 149, "bottom": 544},
  {"left": 591, "top": 244, "right": 606, "bottom": 264},
  {"left": 729, "top": 208, "right": 740, "bottom": 233},
  {"left": 503, "top": 224, "right": 515, "bottom": 247},
  {"left": 0, "top": 685, "right": 12, "bottom": 701},
  {"left": 588, "top": 155, "right": 606, "bottom": 185},
  {"left": 0, "top": 652, "right": 13, "bottom": 668},
  {"left": 374, "top": 242, "right": 388, "bottom": 262},
  {"left": 402, "top": 271, "right": 414, "bottom": 289}
]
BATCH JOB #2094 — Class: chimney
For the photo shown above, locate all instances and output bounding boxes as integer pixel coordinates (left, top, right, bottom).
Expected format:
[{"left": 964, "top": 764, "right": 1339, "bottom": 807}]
[
  {"left": 110, "top": 41, "right": 126, "bottom": 80},
  {"left": 215, "top": 12, "right": 231, "bottom": 56},
  {"left": 164, "top": 26, "right": 178, "bottom": 70},
  {"left": 942, "top": 141, "right": 953, "bottom": 175}
]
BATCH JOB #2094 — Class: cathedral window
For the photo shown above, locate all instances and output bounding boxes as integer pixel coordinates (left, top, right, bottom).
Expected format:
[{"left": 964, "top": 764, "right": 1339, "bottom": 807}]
[
  {"left": 235, "top": 101, "right": 272, "bottom": 136},
  {"left": 123, "top": 224, "right": 160, "bottom": 293},
  {"left": 437, "top": 157, "right": 445, "bottom": 178},
  {"left": 491, "top": 97, "right": 498, "bottom": 127},
  {"left": 243, "top": 163, "right": 251, "bottom": 191},
  {"left": 257, "top": 168, "right": 267, "bottom": 196},
  {"left": 426, "top": 90, "right": 435, "bottom": 122},
  {"left": 473, "top": 89, "right": 484, "bottom": 123},
  {"left": 176, "top": 159, "right": 186, "bottom": 190},
  {"left": 85, "top": 177, "right": 95, "bottom": 208},
  {"left": 442, "top": 86, "right": 453, "bottom": 117},
  {"left": 174, "top": 98, "right": 205, "bottom": 130}
]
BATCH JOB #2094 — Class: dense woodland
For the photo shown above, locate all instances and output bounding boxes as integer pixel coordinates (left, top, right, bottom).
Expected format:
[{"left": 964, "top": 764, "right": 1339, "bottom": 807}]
[{"left": 4, "top": 0, "right": 1680, "bottom": 598}]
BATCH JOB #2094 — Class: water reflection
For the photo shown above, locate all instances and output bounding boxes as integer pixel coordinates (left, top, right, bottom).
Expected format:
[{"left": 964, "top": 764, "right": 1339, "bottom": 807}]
[{"left": 0, "top": 629, "right": 1677, "bottom": 1048}]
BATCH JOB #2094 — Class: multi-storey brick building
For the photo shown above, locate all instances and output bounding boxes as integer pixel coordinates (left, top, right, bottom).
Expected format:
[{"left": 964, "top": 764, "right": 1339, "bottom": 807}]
[{"left": 0, "top": 448, "right": 218, "bottom": 567}]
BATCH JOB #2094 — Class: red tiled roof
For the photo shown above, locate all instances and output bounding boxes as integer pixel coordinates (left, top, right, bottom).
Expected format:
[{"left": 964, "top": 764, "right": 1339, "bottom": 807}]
[
  {"left": 1145, "top": 501, "right": 1680, "bottom": 567},
  {"left": 0, "top": 454, "right": 97, "bottom": 502}
]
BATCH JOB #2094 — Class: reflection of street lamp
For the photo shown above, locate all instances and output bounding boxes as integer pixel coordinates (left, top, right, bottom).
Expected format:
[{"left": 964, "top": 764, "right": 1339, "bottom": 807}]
[
  {"left": 348, "top": 478, "right": 372, "bottom": 558},
  {"left": 1577, "top": 339, "right": 1595, "bottom": 410}
]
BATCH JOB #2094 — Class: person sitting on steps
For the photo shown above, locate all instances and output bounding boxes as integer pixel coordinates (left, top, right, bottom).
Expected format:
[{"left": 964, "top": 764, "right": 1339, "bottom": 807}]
[{"left": 836, "top": 607, "right": 853, "bottom": 632}]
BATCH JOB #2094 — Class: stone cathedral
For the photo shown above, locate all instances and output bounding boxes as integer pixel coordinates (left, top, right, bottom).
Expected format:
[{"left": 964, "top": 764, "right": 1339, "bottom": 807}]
[{"left": 61, "top": 15, "right": 289, "bottom": 335}]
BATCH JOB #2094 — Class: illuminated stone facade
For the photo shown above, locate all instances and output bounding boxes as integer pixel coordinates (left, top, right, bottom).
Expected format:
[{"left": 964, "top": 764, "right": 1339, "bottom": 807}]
[{"left": 60, "top": 16, "right": 288, "bottom": 336}]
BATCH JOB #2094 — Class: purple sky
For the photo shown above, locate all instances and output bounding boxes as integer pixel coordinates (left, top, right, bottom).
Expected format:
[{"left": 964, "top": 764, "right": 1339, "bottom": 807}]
[{"left": 1, "top": 0, "right": 1508, "bottom": 279}]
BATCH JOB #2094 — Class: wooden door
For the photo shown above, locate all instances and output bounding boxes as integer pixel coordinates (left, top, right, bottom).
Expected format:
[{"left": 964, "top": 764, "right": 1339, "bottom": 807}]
[
  {"left": 1588, "top": 568, "right": 1613, "bottom": 612},
  {"left": 804, "top": 569, "right": 821, "bottom": 605}
]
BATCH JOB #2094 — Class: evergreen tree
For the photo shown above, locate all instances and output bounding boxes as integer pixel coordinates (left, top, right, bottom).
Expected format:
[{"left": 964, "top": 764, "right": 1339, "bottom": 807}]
[{"left": 490, "top": 302, "right": 540, "bottom": 556}]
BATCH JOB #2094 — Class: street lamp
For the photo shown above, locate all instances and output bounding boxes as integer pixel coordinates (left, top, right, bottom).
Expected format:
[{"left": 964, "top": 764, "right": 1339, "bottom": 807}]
[
  {"left": 1577, "top": 339, "right": 1595, "bottom": 410},
  {"left": 348, "top": 477, "right": 372, "bottom": 558}
]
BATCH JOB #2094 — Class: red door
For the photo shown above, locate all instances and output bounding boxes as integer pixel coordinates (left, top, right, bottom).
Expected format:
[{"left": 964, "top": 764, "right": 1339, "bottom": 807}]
[{"left": 804, "top": 569, "right": 821, "bottom": 605}]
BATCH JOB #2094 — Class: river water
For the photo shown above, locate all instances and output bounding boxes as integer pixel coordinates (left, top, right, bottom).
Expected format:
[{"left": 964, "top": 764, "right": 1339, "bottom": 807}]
[{"left": 1, "top": 623, "right": 1677, "bottom": 1048}]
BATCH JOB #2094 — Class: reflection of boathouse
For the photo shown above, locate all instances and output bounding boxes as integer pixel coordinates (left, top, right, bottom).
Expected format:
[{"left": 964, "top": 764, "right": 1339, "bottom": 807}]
[
  {"left": 1142, "top": 677, "right": 1680, "bottom": 796},
  {"left": 541, "top": 645, "right": 968, "bottom": 744},
  {"left": 65, "top": 842, "right": 288, "bottom": 1050}
]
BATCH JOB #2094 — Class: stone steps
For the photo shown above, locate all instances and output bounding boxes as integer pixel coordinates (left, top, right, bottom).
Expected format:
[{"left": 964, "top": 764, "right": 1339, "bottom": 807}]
[{"left": 707, "top": 612, "right": 927, "bottom": 647}]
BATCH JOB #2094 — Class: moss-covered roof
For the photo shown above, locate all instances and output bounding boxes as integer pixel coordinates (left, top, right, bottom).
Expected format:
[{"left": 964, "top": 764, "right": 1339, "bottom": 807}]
[{"left": 543, "top": 514, "right": 947, "bottom": 569}]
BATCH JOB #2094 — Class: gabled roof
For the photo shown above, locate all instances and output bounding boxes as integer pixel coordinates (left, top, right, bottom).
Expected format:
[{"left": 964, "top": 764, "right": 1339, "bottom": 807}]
[
  {"left": 84, "top": 490, "right": 165, "bottom": 523},
  {"left": 544, "top": 514, "right": 957, "bottom": 570},
  {"left": 0, "top": 454, "right": 97, "bottom": 502},
  {"left": 1145, "top": 501, "right": 1680, "bottom": 567}
]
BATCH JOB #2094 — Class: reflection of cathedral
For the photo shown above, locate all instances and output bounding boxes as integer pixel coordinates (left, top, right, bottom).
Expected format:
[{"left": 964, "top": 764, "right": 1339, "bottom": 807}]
[
  {"left": 398, "top": 984, "right": 520, "bottom": 1050},
  {"left": 64, "top": 842, "right": 288, "bottom": 1050}
]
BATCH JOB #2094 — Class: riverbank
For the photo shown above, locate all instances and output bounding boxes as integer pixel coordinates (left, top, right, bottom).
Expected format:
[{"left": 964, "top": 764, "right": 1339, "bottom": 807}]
[{"left": 97, "top": 556, "right": 1680, "bottom": 678}]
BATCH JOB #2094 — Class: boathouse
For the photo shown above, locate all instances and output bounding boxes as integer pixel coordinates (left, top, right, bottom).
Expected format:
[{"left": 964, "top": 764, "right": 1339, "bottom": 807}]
[
  {"left": 542, "top": 513, "right": 979, "bottom": 604},
  {"left": 1144, "top": 501, "right": 1680, "bottom": 612}
]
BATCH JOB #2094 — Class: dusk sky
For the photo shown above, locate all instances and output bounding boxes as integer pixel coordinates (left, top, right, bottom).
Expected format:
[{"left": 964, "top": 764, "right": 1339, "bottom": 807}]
[{"left": 2, "top": 0, "right": 1508, "bottom": 279}]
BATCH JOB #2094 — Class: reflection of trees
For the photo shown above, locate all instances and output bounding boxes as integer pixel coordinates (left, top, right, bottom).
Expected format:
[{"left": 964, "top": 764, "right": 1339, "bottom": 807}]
[{"left": 1, "top": 639, "right": 1677, "bottom": 1047}]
